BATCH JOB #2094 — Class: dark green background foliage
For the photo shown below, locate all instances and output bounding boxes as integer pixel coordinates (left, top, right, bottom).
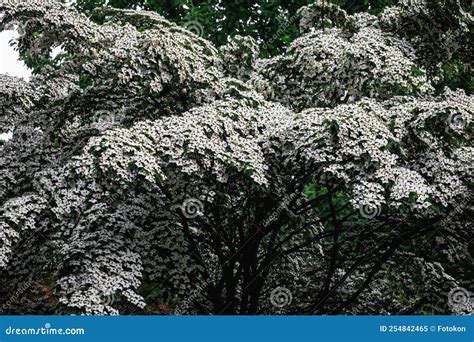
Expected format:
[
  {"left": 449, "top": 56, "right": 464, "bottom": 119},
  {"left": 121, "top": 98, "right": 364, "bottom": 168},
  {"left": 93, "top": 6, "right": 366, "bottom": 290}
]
[{"left": 76, "top": 0, "right": 400, "bottom": 56}]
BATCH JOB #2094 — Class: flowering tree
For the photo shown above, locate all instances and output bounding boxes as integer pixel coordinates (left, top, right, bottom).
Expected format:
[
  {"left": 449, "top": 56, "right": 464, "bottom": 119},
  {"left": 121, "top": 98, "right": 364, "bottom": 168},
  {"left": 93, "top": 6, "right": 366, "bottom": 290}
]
[
  {"left": 75, "top": 0, "right": 400, "bottom": 57},
  {"left": 0, "top": 0, "right": 472, "bottom": 315}
]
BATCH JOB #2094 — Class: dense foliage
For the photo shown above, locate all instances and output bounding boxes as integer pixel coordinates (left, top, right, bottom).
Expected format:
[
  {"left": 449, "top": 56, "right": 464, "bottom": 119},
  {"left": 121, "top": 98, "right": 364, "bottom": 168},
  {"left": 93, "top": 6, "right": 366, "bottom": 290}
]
[
  {"left": 0, "top": 0, "right": 472, "bottom": 315},
  {"left": 74, "top": 0, "right": 403, "bottom": 57}
]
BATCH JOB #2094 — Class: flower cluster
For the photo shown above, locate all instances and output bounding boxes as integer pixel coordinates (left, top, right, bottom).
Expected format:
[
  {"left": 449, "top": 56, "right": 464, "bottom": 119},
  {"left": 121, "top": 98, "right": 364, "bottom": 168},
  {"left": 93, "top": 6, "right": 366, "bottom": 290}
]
[{"left": 251, "top": 24, "right": 431, "bottom": 111}]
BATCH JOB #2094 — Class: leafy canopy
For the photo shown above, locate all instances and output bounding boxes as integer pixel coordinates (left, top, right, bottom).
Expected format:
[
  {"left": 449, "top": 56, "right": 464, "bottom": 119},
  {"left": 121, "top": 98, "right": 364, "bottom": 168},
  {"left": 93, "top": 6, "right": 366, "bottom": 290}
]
[{"left": 0, "top": 0, "right": 472, "bottom": 315}]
